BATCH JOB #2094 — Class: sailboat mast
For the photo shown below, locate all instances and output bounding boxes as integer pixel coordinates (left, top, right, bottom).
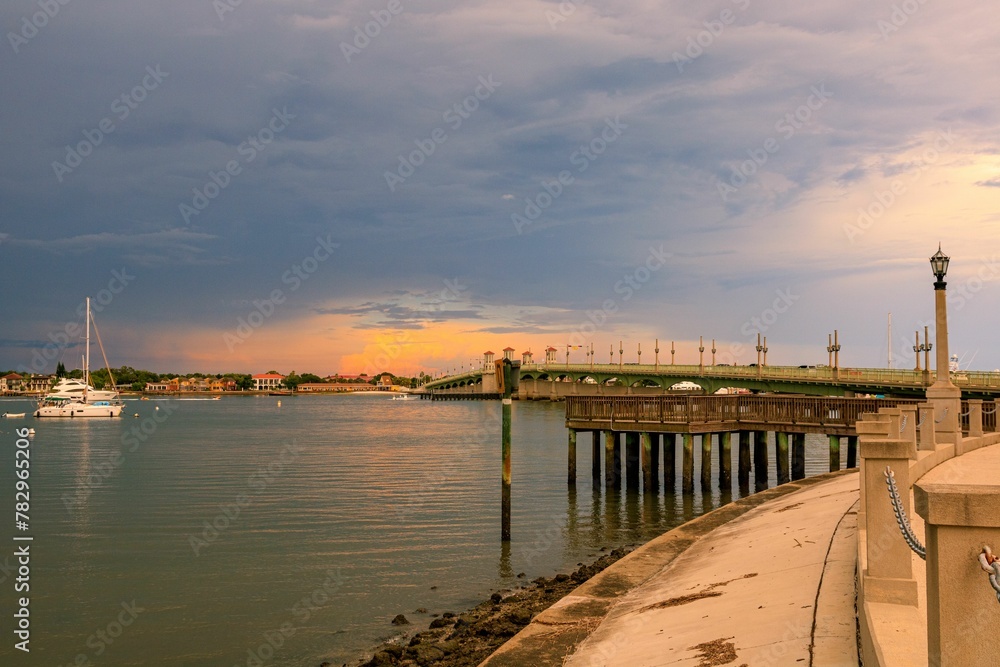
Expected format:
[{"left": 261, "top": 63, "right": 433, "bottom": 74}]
[{"left": 85, "top": 297, "right": 91, "bottom": 397}]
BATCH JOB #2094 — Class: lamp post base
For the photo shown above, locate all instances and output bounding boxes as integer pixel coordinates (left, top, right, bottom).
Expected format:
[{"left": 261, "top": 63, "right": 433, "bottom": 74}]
[{"left": 926, "top": 382, "right": 961, "bottom": 445}]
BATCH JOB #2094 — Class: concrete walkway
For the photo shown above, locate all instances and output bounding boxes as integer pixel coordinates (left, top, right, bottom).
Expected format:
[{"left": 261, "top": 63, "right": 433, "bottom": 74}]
[{"left": 481, "top": 471, "right": 860, "bottom": 667}]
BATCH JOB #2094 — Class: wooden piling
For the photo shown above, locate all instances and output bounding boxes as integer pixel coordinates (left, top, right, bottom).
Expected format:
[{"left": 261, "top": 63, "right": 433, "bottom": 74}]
[
  {"left": 828, "top": 434, "right": 841, "bottom": 472},
  {"left": 792, "top": 433, "right": 805, "bottom": 480},
  {"left": 738, "top": 431, "right": 751, "bottom": 490},
  {"left": 846, "top": 435, "right": 858, "bottom": 468},
  {"left": 604, "top": 431, "right": 616, "bottom": 490},
  {"left": 700, "top": 434, "right": 712, "bottom": 489},
  {"left": 663, "top": 433, "right": 676, "bottom": 491},
  {"left": 641, "top": 432, "right": 652, "bottom": 493},
  {"left": 775, "top": 432, "right": 790, "bottom": 485},
  {"left": 718, "top": 431, "right": 732, "bottom": 488},
  {"left": 625, "top": 433, "right": 640, "bottom": 491},
  {"left": 649, "top": 433, "right": 660, "bottom": 492},
  {"left": 501, "top": 396, "right": 512, "bottom": 541},
  {"left": 682, "top": 433, "right": 694, "bottom": 493},
  {"left": 591, "top": 431, "right": 601, "bottom": 483},
  {"left": 567, "top": 429, "right": 577, "bottom": 486},
  {"left": 753, "top": 430, "right": 768, "bottom": 491}
]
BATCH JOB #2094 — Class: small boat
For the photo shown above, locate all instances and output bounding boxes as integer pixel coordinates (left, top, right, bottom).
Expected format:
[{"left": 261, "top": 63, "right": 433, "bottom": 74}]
[
  {"left": 391, "top": 394, "right": 418, "bottom": 401},
  {"left": 1, "top": 412, "right": 26, "bottom": 418},
  {"left": 34, "top": 297, "right": 124, "bottom": 418}
]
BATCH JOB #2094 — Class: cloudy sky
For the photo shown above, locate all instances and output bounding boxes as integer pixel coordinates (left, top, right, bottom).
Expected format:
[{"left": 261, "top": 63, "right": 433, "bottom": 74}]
[{"left": 2, "top": 0, "right": 1000, "bottom": 376}]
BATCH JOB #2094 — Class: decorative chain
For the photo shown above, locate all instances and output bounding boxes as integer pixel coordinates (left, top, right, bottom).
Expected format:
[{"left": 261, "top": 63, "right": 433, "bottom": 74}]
[
  {"left": 899, "top": 414, "right": 908, "bottom": 432},
  {"left": 884, "top": 467, "right": 926, "bottom": 560},
  {"left": 982, "top": 406, "right": 998, "bottom": 416},
  {"left": 979, "top": 547, "right": 1000, "bottom": 604},
  {"left": 916, "top": 413, "right": 925, "bottom": 427},
  {"left": 935, "top": 407, "right": 949, "bottom": 424}
]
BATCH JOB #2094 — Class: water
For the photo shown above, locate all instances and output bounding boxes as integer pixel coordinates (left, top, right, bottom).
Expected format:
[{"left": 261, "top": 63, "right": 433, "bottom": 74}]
[{"left": 0, "top": 395, "right": 842, "bottom": 666}]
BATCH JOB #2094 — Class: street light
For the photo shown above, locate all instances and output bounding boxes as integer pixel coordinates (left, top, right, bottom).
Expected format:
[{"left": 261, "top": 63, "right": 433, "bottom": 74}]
[{"left": 927, "top": 243, "right": 960, "bottom": 444}]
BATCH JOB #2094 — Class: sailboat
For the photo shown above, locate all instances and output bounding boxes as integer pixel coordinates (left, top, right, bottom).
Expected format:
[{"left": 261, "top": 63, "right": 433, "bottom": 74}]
[{"left": 34, "top": 298, "right": 124, "bottom": 418}]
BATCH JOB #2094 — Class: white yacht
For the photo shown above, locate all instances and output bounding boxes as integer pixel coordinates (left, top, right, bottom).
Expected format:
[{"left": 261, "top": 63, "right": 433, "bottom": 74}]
[{"left": 34, "top": 298, "right": 124, "bottom": 418}]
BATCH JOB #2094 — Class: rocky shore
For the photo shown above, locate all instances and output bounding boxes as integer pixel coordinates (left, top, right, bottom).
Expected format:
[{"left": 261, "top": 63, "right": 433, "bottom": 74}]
[{"left": 351, "top": 546, "right": 633, "bottom": 667}]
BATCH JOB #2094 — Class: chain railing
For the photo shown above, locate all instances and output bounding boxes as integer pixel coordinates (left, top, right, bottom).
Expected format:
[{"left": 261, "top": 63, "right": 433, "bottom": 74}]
[
  {"left": 884, "top": 466, "right": 926, "bottom": 561},
  {"left": 979, "top": 547, "right": 1000, "bottom": 604}
]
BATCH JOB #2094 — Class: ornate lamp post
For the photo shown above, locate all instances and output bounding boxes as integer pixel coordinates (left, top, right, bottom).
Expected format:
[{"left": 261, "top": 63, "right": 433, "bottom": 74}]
[
  {"left": 637, "top": 342, "right": 642, "bottom": 366},
  {"left": 913, "top": 331, "right": 921, "bottom": 372},
  {"left": 711, "top": 339, "right": 717, "bottom": 366},
  {"left": 827, "top": 330, "right": 841, "bottom": 379},
  {"left": 927, "top": 244, "right": 961, "bottom": 444},
  {"left": 698, "top": 336, "right": 705, "bottom": 374},
  {"left": 619, "top": 340, "right": 624, "bottom": 371},
  {"left": 671, "top": 341, "right": 675, "bottom": 365},
  {"left": 755, "top": 333, "right": 764, "bottom": 379},
  {"left": 655, "top": 339, "right": 660, "bottom": 371}
]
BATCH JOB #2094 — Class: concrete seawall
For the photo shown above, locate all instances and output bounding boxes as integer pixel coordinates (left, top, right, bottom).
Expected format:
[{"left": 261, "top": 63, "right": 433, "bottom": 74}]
[{"left": 480, "top": 470, "right": 860, "bottom": 666}]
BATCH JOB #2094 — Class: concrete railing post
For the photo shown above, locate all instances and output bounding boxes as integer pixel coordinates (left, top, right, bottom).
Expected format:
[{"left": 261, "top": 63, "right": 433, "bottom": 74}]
[
  {"left": 858, "top": 411, "right": 919, "bottom": 606},
  {"left": 915, "top": 453, "right": 1000, "bottom": 665},
  {"left": 918, "top": 402, "right": 936, "bottom": 451},
  {"left": 967, "top": 399, "right": 983, "bottom": 438}
]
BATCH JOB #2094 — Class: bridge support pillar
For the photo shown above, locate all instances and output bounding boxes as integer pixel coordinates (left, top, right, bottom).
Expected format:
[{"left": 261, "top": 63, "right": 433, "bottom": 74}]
[
  {"left": 846, "top": 435, "right": 858, "bottom": 468},
  {"left": 663, "top": 434, "right": 676, "bottom": 491},
  {"left": 682, "top": 433, "right": 694, "bottom": 493},
  {"left": 700, "top": 434, "right": 712, "bottom": 489},
  {"left": 792, "top": 433, "right": 806, "bottom": 480},
  {"left": 828, "top": 435, "right": 840, "bottom": 471},
  {"left": 718, "top": 432, "right": 732, "bottom": 489},
  {"left": 604, "top": 431, "right": 616, "bottom": 491},
  {"left": 568, "top": 429, "right": 577, "bottom": 486},
  {"left": 753, "top": 431, "right": 768, "bottom": 491},
  {"left": 592, "top": 431, "right": 601, "bottom": 483},
  {"left": 640, "top": 432, "right": 653, "bottom": 493},
  {"left": 775, "top": 432, "right": 790, "bottom": 485},
  {"left": 738, "top": 431, "right": 751, "bottom": 491},
  {"left": 625, "top": 433, "right": 640, "bottom": 491}
]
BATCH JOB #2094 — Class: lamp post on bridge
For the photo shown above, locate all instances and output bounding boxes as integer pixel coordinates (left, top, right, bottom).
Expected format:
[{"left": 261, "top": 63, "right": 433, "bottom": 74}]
[
  {"left": 698, "top": 336, "right": 705, "bottom": 374},
  {"left": 827, "top": 330, "right": 841, "bottom": 379},
  {"left": 927, "top": 244, "right": 961, "bottom": 445},
  {"left": 913, "top": 331, "right": 921, "bottom": 372},
  {"left": 671, "top": 340, "right": 675, "bottom": 365},
  {"left": 619, "top": 340, "right": 623, "bottom": 372},
  {"left": 711, "top": 339, "right": 716, "bottom": 366},
  {"left": 637, "top": 342, "right": 641, "bottom": 366},
  {"left": 922, "top": 326, "right": 932, "bottom": 386},
  {"left": 655, "top": 339, "right": 660, "bottom": 371}
]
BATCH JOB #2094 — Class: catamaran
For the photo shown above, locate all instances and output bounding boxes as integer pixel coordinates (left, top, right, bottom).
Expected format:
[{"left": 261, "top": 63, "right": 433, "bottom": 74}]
[{"left": 34, "top": 298, "right": 124, "bottom": 418}]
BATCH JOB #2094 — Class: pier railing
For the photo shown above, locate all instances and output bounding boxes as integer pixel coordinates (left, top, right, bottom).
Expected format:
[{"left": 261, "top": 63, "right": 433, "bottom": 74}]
[{"left": 565, "top": 395, "right": 923, "bottom": 432}]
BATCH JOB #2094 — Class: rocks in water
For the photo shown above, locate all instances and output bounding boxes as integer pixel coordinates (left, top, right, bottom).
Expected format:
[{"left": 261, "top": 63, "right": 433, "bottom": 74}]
[
  {"left": 414, "top": 607, "right": 428, "bottom": 614},
  {"left": 489, "top": 592, "right": 502, "bottom": 604},
  {"left": 391, "top": 614, "right": 410, "bottom": 626},
  {"left": 428, "top": 617, "right": 452, "bottom": 629},
  {"left": 516, "top": 572, "right": 526, "bottom": 578}
]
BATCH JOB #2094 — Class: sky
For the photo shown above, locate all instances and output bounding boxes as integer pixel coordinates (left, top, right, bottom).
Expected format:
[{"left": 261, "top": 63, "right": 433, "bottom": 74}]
[{"left": 2, "top": 0, "right": 1000, "bottom": 377}]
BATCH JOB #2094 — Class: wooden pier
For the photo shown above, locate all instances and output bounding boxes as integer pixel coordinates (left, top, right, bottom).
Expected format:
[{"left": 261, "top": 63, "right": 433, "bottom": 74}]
[{"left": 564, "top": 394, "right": 999, "bottom": 494}]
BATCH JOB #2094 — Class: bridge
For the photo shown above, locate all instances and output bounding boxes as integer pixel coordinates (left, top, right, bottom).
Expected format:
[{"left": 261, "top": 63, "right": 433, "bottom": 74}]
[{"left": 421, "top": 361, "right": 1000, "bottom": 399}]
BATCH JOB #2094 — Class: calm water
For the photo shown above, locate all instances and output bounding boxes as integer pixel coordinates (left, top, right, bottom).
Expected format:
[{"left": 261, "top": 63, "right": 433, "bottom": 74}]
[{"left": 0, "top": 395, "right": 840, "bottom": 666}]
